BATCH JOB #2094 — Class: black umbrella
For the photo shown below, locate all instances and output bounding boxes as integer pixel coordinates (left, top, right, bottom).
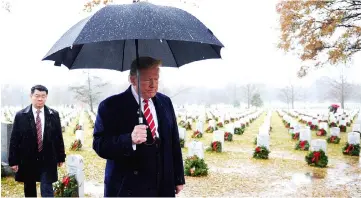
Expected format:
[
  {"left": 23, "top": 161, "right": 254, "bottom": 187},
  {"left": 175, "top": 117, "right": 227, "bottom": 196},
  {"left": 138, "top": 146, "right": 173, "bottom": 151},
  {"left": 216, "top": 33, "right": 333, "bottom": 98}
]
[{"left": 42, "top": 2, "right": 224, "bottom": 124}]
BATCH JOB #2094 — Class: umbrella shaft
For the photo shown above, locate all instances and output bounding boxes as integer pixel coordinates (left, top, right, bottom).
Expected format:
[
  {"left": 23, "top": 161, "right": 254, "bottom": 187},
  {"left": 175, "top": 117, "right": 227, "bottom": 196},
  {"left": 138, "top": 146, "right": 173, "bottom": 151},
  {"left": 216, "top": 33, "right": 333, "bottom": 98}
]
[{"left": 136, "top": 39, "right": 143, "bottom": 124}]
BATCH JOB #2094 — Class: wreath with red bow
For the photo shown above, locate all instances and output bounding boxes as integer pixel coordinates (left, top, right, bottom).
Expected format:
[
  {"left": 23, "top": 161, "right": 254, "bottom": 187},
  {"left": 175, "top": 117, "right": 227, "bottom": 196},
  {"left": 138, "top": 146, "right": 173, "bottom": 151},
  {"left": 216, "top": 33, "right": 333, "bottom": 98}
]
[
  {"left": 234, "top": 127, "right": 244, "bottom": 135},
  {"left": 291, "top": 132, "right": 300, "bottom": 140},
  {"left": 208, "top": 141, "right": 222, "bottom": 152},
  {"left": 184, "top": 155, "right": 208, "bottom": 177},
  {"left": 191, "top": 130, "right": 203, "bottom": 138},
  {"left": 295, "top": 140, "right": 310, "bottom": 151},
  {"left": 305, "top": 150, "right": 328, "bottom": 168},
  {"left": 253, "top": 146, "right": 270, "bottom": 159},
  {"left": 342, "top": 143, "right": 360, "bottom": 156},
  {"left": 316, "top": 129, "right": 327, "bottom": 136},
  {"left": 327, "top": 136, "right": 341, "bottom": 144},
  {"left": 70, "top": 139, "right": 82, "bottom": 151},
  {"left": 54, "top": 174, "right": 78, "bottom": 197},
  {"left": 224, "top": 132, "right": 233, "bottom": 141}
]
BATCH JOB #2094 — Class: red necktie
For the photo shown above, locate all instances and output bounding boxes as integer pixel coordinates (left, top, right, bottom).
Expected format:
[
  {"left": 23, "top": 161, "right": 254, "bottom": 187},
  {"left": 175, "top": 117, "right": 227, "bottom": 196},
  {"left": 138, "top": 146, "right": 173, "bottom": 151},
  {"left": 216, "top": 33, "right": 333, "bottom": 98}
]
[
  {"left": 36, "top": 110, "right": 43, "bottom": 152},
  {"left": 143, "top": 99, "right": 156, "bottom": 139}
]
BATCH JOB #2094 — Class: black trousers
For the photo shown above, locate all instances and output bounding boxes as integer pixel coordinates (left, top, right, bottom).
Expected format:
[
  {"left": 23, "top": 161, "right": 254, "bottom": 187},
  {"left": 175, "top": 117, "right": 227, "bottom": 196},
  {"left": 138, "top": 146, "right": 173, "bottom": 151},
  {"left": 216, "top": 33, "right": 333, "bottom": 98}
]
[{"left": 23, "top": 151, "right": 54, "bottom": 197}]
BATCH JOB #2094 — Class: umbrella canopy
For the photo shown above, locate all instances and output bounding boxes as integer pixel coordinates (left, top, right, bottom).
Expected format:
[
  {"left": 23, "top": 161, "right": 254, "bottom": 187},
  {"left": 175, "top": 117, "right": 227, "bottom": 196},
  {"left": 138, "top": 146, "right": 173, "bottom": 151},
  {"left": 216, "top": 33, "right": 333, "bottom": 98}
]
[
  {"left": 43, "top": 2, "right": 223, "bottom": 70},
  {"left": 42, "top": 2, "right": 224, "bottom": 125}
]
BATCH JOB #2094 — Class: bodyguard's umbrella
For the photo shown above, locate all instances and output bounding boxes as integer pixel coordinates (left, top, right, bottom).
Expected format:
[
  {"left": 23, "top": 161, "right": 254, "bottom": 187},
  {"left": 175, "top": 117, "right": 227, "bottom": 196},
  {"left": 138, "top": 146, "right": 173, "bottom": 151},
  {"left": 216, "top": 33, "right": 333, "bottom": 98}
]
[{"left": 42, "top": 2, "right": 224, "bottom": 124}]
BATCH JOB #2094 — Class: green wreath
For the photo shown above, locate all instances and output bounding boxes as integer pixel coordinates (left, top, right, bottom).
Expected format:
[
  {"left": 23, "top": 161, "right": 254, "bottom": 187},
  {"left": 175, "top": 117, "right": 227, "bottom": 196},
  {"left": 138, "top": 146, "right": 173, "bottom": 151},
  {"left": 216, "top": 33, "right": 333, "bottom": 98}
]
[
  {"left": 234, "top": 127, "right": 244, "bottom": 135},
  {"left": 179, "top": 138, "right": 185, "bottom": 148},
  {"left": 342, "top": 143, "right": 360, "bottom": 156},
  {"left": 310, "top": 125, "right": 319, "bottom": 131},
  {"left": 253, "top": 146, "right": 270, "bottom": 159},
  {"left": 291, "top": 133, "right": 300, "bottom": 140},
  {"left": 205, "top": 126, "right": 217, "bottom": 133},
  {"left": 339, "top": 125, "right": 347, "bottom": 132},
  {"left": 207, "top": 141, "right": 222, "bottom": 152},
  {"left": 327, "top": 136, "right": 341, "bottom": 144},
  {"left": 54, "top": 174, "right": 79, "bottom": 197},
  {"left": 184, "top": 155, "right": 208, "bottom": 177},
  {"left": 316, "top": 129, "right": 327, "bottom": 136},
  {"left": 241, "top": 124, "right": 246, "bottom": 130},
  {"left": 191, "top": 131, "right": 203, "bottom": 138},
  {"left": 295, "top": 140, "right": 309, "bottom": 151},
  {"left": 70, "top": 139, "right": 82, "bottom": 151},
  {"left": 224, "top": 120, "right": 230, "bottom": 124},
  {"left": 305, "top": 150, "right": 328, "bottom": 168},
  {"left": 329, "top": 122, "right": 337, "bottom": 128},
  {"left": 224, "top": 132, "right": 233, "bottom": 141}
]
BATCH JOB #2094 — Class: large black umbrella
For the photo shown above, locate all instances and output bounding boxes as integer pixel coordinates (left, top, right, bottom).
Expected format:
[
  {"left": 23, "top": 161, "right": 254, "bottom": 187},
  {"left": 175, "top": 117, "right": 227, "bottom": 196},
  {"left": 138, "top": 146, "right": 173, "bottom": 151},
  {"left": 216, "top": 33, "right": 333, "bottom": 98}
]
[{"left": 43, "top": 2, "right": 224, "bottom": 124}]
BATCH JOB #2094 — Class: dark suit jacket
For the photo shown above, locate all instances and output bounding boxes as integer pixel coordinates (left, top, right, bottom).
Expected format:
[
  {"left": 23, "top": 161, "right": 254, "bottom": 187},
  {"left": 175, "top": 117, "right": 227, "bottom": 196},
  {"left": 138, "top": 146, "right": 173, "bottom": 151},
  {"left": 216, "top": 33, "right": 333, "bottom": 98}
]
[
  {"left": 93, "top": 86, "right": 185, "bottom": 197},
  {"left": 8, "top": 105, "right": 66, "bottom": 182}
]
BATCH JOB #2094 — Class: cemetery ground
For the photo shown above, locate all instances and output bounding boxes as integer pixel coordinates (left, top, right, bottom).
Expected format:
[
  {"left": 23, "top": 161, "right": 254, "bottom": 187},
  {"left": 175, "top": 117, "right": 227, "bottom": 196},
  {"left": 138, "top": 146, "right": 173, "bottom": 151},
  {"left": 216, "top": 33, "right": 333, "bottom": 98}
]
[{"left": 2, "top": 112, "right": 361, "bottom": 197}]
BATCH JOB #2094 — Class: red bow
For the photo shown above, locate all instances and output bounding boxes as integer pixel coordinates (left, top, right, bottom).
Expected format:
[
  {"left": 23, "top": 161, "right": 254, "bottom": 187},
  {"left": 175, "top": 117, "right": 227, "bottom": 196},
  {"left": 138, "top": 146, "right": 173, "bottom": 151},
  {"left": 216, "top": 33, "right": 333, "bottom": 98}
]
[
  {"left": 62, "top": 176, "right": 70, "bottom": 186},
  {"left": 300, "top": 141, "right": 306, "bottom": 149},
  {"left": 293, "top": 133, "right": 299, "bottom": 139},
  {"left": 255, "top": 147, "right": 261, "bottom": 152},
  {"left": 312, "top": 151, "right": 321, "bottom": 163},
  {"left": 331, "top": 136, "right": 336, "bottom": 142},
  {"left": 345, "top": 144, "right": 354, "bottom": 153},
  {"left": 212, "top": 142, "right": 218, "bottom": 151}
]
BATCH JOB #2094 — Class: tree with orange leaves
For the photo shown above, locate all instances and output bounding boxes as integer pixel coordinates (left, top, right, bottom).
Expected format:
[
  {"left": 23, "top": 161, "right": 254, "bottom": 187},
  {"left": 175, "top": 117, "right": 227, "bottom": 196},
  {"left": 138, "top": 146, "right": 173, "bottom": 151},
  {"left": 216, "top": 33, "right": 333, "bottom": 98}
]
[{"left": 276, "top": 0, "right": 361, "bottom": 77}]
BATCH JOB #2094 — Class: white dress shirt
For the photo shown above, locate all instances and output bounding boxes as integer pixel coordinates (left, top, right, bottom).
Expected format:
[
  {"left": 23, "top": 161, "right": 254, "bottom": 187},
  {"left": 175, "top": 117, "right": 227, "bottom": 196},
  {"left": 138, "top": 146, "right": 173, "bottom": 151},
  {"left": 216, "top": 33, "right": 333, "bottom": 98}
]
[
  {"left": 32, "top": 106, "right": 45, "bottom": 141},
  {"left": 131, "top": 85, "right": 159, "bottom": 150}
]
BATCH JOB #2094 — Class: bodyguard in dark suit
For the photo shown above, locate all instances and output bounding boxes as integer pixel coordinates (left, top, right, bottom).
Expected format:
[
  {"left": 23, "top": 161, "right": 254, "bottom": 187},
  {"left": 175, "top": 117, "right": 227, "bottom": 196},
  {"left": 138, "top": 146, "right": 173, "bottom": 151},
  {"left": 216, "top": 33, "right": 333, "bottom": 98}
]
[
  {"left": 93, "top": 57, "right": 185, "bottom": 197},
  {"left": 8, "top": 85, "right": 66, "bottom": 197}
]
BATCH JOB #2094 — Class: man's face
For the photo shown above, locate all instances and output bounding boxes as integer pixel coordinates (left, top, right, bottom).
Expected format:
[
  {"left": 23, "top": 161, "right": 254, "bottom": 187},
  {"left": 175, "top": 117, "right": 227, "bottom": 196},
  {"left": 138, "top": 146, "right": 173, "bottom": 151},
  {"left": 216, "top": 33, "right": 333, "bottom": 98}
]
[
  {"left": 131, "top": 65, "right": 160, "bottom": 100},
  {"left": 30, "top": 90, "right": 47, "bottom": 109}
]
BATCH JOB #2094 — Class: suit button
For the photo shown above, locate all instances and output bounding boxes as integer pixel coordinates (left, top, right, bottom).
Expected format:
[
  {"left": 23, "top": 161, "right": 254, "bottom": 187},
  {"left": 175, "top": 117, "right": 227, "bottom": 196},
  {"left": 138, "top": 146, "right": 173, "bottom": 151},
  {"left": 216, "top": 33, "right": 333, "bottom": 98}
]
[{"left": 134, "top": 171, "right": 138, "bottom": 175}]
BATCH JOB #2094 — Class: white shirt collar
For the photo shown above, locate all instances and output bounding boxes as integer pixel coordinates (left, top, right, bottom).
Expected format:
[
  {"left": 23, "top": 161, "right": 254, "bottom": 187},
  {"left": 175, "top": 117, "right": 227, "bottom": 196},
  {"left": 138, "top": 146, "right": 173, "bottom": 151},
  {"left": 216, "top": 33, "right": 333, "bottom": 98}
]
[
  {"left": 32, "top": 105, "right": 44, "bottom": 114},
  {"left": 131, "top": 85, "right": 152, "bottom": 104}
]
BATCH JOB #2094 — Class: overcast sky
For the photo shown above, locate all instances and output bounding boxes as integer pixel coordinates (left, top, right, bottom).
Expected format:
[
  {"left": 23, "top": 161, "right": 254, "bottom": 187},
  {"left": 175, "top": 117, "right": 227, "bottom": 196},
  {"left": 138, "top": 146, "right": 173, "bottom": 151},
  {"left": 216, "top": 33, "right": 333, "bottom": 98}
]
[{"left": 1, "top": 0, "right": 361, "bottom": 91}]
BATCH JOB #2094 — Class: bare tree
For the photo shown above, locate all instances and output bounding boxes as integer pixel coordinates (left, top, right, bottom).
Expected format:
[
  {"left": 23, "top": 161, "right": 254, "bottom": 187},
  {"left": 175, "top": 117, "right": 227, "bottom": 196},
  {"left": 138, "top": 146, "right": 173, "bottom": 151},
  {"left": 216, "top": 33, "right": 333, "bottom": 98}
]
[
  {"left": 69, "top": 71, "right": 109, "bottom": 113},
  {"left": 242, "top": 83, "right": 257, "bottom": 109},
  {"left": 1, "top": 0, "right": 11, "bottom": 12},
  {"left": 323, "top": 71, "right": 353, "bottom": 109},
  {"left": 279, "top": 85, "right": 295, "bottom": 109}
]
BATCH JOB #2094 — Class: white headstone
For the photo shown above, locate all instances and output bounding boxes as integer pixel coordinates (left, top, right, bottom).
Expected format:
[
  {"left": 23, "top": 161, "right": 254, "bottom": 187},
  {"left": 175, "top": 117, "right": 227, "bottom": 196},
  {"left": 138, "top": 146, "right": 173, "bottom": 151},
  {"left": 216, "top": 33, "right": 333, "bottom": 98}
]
[
  {"left": 213, "top": 130, "right": 225, "bottom": 148},
  {"left": 75, "top": 130, "right": 84, "bottom": 144},
  {"left": 339, "top": 120, "right": 347, "bottom": 126},
  {"left": 312, "top": 119, "right": 318, "bottom": 126},
  {"left": 293, "top": 125, "right": 301, "bottom": 133},
  {"left": 257, "top": 133, "right": 270, "bottom": 150},
  {"left": 311, "top": 139, "right": 327, "bottom": 153},
  {"left": 319, "top": 122, "right": 328, "bottom": 130},
  {"left": 178, "top": 127, "right": 186, "bottom": 140},
  {"left": 66, "top": 155, "right": 84, "bottom": 197},
  {"left": 299, "top": 128, "right": 311, "bottom": 142},
  {"left": 225, "top": 124, "right": 235, "bottom": 135},
  {"left": 188, "top": 141, "right": 204, "bottom": 159},
  {"left": 330, "top": 127, "right": 340, "bottom": 137},
  {"left": 352, "top": 124, "right": 361, "bottom": 132},
  {"left": 347, "top": 132, "right": 360, "bottom": 144},
  {"left": 196, "top": 121, "right": 204, "bottom": 133},
  {"left": 209, "top": 120, "right": 216, "bottom": 128}
]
